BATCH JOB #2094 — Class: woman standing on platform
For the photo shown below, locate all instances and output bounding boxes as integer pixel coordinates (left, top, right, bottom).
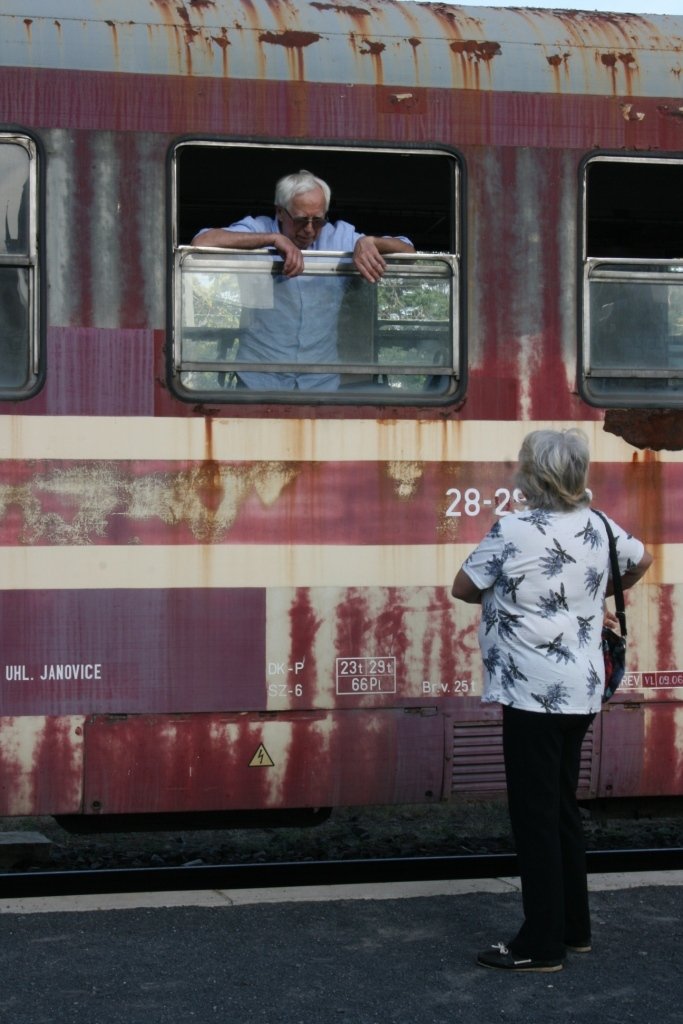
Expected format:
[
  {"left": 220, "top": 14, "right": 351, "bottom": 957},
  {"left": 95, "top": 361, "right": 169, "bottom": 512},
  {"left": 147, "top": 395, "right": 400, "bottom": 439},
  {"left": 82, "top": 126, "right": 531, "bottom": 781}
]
[{"left": 452, "top": 428, "right": 652, "bottom": 973}]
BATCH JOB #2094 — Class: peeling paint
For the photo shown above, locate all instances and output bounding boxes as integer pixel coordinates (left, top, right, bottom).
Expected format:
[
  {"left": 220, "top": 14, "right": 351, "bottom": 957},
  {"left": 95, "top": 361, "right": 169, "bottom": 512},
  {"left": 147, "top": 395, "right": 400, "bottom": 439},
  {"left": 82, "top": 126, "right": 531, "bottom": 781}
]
[
  {"left": 449, "top": 39, "right": 501, "bottom": 62},
  {"left": 258, "top": 29, "right": 320, "bottom": 48},
  {"left": 604, "top": 409, "right": 683, "bottom": 452},
  {"left": 0, "top": 461, "right": 300, "bottom": 544},
  {"left": 621, "top": 102, "right": 645, "bottom": 120},
  {"left": 386, "top": 460, "right": 424, "bottom": 498},
  {"left": 358, "top": 38, "right": 386, "bottom": 56},
  {"left": 600, "top": 50, "right": 636, "bottom": 68},
  {"left": 658, "top": 104, "right": 683, "bottom": 119},
  {"left": 310, "top": 2, "right": 371, "bottom": 15}
]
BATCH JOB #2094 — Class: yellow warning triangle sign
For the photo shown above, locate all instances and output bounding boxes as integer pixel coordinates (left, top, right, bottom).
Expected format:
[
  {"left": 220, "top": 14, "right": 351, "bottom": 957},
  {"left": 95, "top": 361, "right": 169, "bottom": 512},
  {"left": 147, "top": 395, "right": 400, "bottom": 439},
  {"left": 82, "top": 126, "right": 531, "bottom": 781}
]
[{"left": 249, "top": 744, "right": 275, "bottom": 767}]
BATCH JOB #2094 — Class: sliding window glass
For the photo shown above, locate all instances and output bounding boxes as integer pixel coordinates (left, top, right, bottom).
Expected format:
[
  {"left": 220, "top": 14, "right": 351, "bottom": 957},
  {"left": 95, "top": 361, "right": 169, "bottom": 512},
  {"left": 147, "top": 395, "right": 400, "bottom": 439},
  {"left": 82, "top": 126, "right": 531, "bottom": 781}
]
[{"left": 581, "top": 155, "right": 683, "bottom": 406}]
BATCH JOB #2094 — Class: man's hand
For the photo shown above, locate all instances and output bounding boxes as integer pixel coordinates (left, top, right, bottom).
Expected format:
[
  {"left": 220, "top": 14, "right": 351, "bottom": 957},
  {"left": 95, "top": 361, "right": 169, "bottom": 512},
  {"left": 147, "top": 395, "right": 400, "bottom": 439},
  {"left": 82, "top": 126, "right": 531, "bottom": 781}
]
[
  {"left": 352, "top": 236, "right": 388, "bottom": 283},
  {"left": 272, "top": 234, "right": 305, "bottom": 277}
]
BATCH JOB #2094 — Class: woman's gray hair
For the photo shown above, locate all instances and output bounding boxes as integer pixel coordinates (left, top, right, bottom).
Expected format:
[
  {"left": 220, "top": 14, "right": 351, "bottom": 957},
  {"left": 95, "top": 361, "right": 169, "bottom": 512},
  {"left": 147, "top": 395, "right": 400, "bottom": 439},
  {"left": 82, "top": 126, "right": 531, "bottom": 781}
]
[
  {"left": 515, "top": 429, "right": 591, "bottom": 511},
  {"left": 274, "top": 170, "right": 331, "bottom": 213}
]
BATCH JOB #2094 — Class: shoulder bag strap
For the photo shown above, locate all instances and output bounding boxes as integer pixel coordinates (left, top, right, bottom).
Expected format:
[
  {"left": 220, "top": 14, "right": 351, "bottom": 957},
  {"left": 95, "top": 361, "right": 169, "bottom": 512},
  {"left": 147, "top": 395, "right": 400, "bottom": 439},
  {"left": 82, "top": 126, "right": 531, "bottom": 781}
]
[{"left": 592, "top": 508, "right": 626, "bottom": 638}]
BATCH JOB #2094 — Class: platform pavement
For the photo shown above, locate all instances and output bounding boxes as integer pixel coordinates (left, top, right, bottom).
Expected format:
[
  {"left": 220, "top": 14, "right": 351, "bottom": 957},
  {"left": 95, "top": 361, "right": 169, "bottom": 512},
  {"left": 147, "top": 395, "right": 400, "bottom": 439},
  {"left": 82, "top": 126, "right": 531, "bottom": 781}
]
[{"left": 0, "top": 872, "right": 680, "bottom": 1024}]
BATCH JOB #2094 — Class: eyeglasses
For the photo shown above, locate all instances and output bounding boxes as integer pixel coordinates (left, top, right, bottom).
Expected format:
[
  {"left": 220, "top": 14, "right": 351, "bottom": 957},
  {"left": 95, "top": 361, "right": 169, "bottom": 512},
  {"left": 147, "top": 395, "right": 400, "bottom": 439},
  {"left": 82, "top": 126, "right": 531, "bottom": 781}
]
[{"left": 283, "top": 211, "right": 328, "bottom": 230}]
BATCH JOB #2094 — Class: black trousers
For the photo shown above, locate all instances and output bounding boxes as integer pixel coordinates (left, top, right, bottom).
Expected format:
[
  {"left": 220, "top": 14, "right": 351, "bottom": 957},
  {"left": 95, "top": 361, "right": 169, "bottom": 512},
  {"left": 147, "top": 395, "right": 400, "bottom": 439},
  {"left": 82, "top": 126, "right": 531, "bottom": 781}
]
[{"left": 502, "top": 704, "right": 595, "bottom": 961}]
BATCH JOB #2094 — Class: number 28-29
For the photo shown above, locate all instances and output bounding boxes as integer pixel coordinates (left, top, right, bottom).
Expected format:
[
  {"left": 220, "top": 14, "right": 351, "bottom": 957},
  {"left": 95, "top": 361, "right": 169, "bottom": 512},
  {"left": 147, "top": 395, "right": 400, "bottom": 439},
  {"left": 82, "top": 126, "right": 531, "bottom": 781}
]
[{"left": 445, "top": 487, "right": 525, "bottom": 518}]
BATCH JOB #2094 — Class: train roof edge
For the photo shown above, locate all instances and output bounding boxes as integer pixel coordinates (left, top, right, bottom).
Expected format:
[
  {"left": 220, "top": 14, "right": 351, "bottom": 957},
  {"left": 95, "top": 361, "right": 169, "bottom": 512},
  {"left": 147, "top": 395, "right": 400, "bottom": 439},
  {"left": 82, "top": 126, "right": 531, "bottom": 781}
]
[{"left": 1, "top": 1, "right": 682, "bottom": 97}]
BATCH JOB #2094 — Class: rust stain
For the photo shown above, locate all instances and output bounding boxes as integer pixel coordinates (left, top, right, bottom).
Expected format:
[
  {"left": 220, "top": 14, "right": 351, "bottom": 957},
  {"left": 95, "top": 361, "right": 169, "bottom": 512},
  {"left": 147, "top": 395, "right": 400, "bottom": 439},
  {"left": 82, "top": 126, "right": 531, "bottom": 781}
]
[
  {"left": 259, "top": 30, "right": 321, "bottom": 48},
  {"left": 598, "top": 49, "right": 639, "bottom": 94},
  {"left": 408, "top": 36, "right": 421, "bottom": 49},
  {"left": 655, "top": 586, "right": 674, "bottom": 673},
  {"left": 604, "top": 410, "right": 683, "bottom": 452},
  {"left": 359, "top": 38, "right": 386, "bottom": 56},
  {"left": 449, "top": 39, "right": 501, "bottom": 62},
  {"left": 232, "top": 0, "right": 267, "bottom": 79},
  {"left": 211, "top": 27, "right": 231, "bottom": 74},
  {"left": 429, "top": 3, "right": 485, "bottom": 31},
  {"left": 311, "top": 2, "right": 371, "bottom": 14},
  {"left": 148, "top": 1, "right": 189, "bottom": 74},
  {"left": 211, "top": 30, "right": 231, "bottom": 51},
  {"left": 598, "top": 51, "right": 636, "bottom": 71},
  {"left": 347, "top": 32, "right": 385, "bottom": 84},
  {"left": 105, "top": 21, "right": 121, "bottom": 68},
  {"left": 547, "top": 51, "right": 571, "bottom": 92},
  {"left": 189, "top": 0, "right": 217, "bottom": 8},
  {"left": 625, "top": 449, "right": 663, "bottom": 552},
  {"left": 200, "top": 418, "right": 223, "bottom": 513},
  {"left": 258, "top": 29, "right": 320, "bottom": 81},
  {"left": 287, "top": 589, "right": 322, "bottom": 697}
]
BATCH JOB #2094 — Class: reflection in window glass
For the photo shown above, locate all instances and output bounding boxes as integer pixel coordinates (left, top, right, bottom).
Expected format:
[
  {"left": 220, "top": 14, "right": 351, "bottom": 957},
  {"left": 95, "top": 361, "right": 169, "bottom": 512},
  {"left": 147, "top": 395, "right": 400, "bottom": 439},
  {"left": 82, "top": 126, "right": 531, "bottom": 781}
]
[
  {"left": 586, "top": 265, "right": 683, "bottom": 399},
  {"left": 0, "top": 144, "right": 29, "bottom": 255},
  {"left": 0, "top": 267, "right": 30, "bottom": 388},
  {"left": 0, "top": 136, "right": 37, "bottom": 396},
  {"left": 177, "top": 253, "right": 456, "bottom": 399},
  {"left": 582, "top": 156, "right": 683, "bottom": 406},
  {"left": 590, "top": 275, "right": 676, "bottom": 369}
]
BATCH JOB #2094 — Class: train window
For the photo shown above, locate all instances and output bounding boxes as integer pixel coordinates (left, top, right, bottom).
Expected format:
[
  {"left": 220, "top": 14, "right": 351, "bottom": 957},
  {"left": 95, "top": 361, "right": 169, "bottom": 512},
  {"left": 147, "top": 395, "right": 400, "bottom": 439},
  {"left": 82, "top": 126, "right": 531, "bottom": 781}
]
[
  {"left": 0, "top": 134, "right": 41, "bottom": 397},
  {"left": 581, "top": 155, "right": 683, "bottom": 406},
  {"left": 171, "top": 142, "right": 461, "bottom": 405}
]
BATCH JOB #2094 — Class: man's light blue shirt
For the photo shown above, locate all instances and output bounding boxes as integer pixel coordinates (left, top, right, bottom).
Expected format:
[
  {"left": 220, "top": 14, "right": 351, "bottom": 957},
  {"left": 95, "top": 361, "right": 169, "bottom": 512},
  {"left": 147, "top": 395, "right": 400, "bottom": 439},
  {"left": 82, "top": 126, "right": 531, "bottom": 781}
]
[{"left": 206, "top": 215, "right": 410, "bottom": 391}]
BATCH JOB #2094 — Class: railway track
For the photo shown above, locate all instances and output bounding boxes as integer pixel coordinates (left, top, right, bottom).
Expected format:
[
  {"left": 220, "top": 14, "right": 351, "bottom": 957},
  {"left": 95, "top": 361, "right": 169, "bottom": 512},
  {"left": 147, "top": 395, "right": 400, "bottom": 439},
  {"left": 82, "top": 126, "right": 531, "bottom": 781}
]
[{"left": 2, "top": 848, "right": 682, "bottom": 900}]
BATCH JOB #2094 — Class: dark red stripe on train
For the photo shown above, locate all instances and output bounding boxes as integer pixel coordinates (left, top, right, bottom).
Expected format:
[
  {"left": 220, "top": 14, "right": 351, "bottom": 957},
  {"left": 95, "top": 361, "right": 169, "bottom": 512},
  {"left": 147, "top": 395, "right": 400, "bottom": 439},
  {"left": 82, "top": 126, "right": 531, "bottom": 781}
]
[
  {"left": 0, "top": 456, "right": 675, "bottom": 546},
  {"left": 1, "top": 67, "right": 680, "bottom": 151},
  {"left": 0, "top": 589, "right": 265, "bottom": 716}
]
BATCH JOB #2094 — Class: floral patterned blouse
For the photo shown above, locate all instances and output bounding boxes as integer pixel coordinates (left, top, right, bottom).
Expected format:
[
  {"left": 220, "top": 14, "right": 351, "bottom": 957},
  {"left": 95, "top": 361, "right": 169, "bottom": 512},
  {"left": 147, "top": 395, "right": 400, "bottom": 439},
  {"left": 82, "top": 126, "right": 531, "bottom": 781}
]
[{"left": 462, "top": 506, "right": 645, "bottom": 714}]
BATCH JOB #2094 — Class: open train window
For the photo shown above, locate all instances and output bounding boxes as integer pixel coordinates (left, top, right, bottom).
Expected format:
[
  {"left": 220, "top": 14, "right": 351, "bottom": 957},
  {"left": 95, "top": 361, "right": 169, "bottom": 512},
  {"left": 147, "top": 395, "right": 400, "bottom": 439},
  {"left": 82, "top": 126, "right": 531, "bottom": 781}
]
[
  {"left": 580, "top": 155, "right": 683, "bottom": 407},
  {"left": 170, "top": 141, "right": 462, "bottom": 405},
  {"left": 0, "top": 133, "right": 41, "bottom": 398}
]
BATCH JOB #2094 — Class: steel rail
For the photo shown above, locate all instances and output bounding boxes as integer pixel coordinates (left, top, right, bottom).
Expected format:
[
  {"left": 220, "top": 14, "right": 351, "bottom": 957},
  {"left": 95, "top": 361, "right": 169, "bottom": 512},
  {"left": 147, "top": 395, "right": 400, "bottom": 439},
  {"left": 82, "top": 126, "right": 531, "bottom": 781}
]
[{"left": 1, "top": 848, "right": 682, "bottom": 900}]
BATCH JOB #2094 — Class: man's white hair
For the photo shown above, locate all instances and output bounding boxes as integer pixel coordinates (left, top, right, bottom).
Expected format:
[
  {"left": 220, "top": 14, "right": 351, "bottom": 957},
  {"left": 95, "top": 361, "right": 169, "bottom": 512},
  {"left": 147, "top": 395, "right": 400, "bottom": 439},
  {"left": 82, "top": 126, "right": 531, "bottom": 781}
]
[{"left": 275, "top": 169, "right": 331, "bottom": 213}]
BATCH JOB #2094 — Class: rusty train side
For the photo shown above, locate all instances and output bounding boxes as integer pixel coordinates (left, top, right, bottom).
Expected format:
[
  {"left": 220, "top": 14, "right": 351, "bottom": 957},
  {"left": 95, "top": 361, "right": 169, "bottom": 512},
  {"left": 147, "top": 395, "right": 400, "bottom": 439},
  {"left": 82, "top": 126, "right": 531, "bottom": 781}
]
[{"left": 0, "top": 0, "right": 682, "bottom": 823}]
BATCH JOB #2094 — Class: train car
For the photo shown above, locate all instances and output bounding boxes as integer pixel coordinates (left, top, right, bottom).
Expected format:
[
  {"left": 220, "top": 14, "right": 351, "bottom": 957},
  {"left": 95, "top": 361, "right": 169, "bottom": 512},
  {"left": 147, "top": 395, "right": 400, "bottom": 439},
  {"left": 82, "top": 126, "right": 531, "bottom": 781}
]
[{"left": 0, "top": 0, "right": 682, "bottom": 828}]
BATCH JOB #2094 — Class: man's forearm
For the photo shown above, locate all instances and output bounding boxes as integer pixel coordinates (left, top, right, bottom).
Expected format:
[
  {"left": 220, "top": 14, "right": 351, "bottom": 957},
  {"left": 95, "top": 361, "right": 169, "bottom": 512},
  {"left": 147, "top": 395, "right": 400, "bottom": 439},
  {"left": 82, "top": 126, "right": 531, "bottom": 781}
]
[
  {"left": 191, "top": 228, "right": 280, "bottom": 248},
  {"left": 367, "top": 236, "right": 415, "bottom": 255}
]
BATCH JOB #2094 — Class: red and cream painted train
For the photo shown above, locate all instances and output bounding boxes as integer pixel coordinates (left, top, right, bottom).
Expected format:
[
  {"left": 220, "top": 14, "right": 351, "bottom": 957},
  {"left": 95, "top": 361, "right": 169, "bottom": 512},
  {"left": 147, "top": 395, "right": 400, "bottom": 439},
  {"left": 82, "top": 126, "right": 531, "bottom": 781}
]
[{"left": 0, "top": 0, "right": 682, "bottom": 827}]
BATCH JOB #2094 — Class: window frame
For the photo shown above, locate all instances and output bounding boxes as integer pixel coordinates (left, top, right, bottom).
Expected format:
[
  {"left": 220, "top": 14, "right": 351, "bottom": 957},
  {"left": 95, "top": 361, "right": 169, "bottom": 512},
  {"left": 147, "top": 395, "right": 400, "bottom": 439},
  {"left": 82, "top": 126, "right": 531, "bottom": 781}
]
[
  {"left": 579, "top": 152, "right": 683, "bottom": 408},
  {"left": 0, "top": 130, "right": 44, "bottom": 400},
  {"left": 168, "top": 137, "right": 465, "bottom": 407}
]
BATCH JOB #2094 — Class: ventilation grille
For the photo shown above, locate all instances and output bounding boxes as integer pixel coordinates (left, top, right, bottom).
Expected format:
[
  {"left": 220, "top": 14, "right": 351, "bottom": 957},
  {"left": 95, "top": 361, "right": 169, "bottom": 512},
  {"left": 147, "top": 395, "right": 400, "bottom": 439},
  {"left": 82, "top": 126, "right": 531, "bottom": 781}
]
[{"left": 451, "top": 720, "right": 595, "bottom": 797}]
